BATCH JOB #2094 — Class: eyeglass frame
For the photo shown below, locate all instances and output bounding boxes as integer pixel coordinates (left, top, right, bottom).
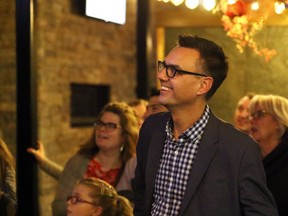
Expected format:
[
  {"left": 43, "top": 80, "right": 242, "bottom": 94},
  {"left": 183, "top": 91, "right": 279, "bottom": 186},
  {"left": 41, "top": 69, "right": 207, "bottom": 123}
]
[
  {"left": 93, "top": 120, "right": 121, "bottom": 132},
  {"left": 158, "top": 60, "right": 207, "bottom": 78},
  {"left": 249, "top": 110, "right": 269, "bottom": 120},
  {"left": 66, "top": 195, "right": 97, "bottom": 206}
]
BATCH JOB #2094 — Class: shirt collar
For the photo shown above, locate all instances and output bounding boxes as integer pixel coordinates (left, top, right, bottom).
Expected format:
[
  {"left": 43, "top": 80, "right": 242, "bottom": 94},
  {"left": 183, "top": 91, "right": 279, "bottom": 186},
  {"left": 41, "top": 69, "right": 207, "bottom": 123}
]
[{"left": 166, "top": 105, "right": 210, "bottom": 141}]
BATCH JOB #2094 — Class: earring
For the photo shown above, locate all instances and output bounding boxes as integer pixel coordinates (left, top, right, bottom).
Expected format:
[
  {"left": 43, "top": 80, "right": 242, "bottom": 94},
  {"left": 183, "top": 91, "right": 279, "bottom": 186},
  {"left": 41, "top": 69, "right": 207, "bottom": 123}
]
[{"left": 120, "top": 145, "right": 124, "bottom": 152}]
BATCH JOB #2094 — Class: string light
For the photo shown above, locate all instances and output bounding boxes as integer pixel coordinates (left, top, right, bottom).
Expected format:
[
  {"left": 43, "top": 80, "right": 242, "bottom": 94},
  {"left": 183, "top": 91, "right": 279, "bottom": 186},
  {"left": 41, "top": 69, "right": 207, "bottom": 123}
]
[
  {"left": 185, "top": 0, "right": 200, "bottom": 9},
  {"left": 274, "top": 1, "right": 286, "bottom": 14},
  {"left": 251, "top": 2, "right": 259, "bottom": 11},
  {"left": 158, "top": 0, "right": 288, "bottom": 14},
  {"left": 202, "top": 0, "right": 216, "bottom": 11},
  {"left": 158, "top": 0, "right": 217, "bottom": 10}
]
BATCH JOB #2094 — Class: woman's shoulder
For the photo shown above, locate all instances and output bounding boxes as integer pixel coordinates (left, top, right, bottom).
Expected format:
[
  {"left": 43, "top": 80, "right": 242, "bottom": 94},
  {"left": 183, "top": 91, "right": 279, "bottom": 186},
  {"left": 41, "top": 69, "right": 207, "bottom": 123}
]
[
  {"left": 65, "top": 152, "right": 90, "bottom": 167},
  {"left": 125, "top": 156, "right": 137, "bottom": 167}
]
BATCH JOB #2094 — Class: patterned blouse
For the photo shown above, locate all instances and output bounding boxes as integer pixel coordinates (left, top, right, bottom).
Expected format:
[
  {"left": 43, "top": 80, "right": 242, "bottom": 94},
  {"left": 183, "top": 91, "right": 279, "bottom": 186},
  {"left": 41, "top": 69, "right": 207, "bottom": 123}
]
[{"left": 84, "top": 158, "right": 120, "bottom": 187}]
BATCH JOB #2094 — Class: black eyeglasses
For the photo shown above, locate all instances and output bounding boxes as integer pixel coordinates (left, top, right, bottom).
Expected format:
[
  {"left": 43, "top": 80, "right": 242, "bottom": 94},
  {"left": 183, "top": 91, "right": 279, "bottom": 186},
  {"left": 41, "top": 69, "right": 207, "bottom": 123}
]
[
  {"left": 249, "top": 110, "right": 268, "bottom": 120},
  {"left": 158, "top": 60, "right": 207, "bottom": 78},
  {"left": 93, "top": 120, "right": 121, "bottom": 132},
  {"left": 66, "top": 195, "right": 96, "bottom": 206}
]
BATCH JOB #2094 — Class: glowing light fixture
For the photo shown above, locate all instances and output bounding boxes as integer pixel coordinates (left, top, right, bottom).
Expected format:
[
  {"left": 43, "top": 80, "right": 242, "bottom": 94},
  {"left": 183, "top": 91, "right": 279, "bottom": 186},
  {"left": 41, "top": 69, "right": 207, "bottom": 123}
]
[
  {"left": 202, "top": 0, "right": 216, "bottom": 11},
  {"left": 274, "top": 1, "right": 286, "bottom": 14},
  {"left": 227, "top": 0, "right": 236, "bottom": 4},
  {"left": 170, "top": 0, "right": 185, "bottom": 6},
  {"left": 185, "top": 0, "right": 200, "bottom": 9},
  {"left": 251, "top": 1, "right": 259, "bottom": 11},
  {"left": 158, "top": 0, "right": 217, "bottom": 10}
]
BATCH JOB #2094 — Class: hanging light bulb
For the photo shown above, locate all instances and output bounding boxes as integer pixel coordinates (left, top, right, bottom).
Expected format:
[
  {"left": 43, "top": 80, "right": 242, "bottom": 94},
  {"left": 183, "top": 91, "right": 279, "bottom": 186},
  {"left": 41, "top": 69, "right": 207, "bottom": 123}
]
[
  {"left": 274, "top": 1, "right": 285, "bottom": 14},
  {"left": 158, "top": 0, "right": 170, "bottom": 2},
  {"left": 185, "top": 0, "right": 200, "bottom": 9},
  {"left": 170, "top": 0, "right": 185, "bottom": 6},
  {"left": 227, "top": 0, "right": 236, "bottom": 5},
  {"left": 251, "top": 1, "right": 259, "bottom": 11},
  {"left": 202, "top": 0, "right": 216, "bottom": 11}
]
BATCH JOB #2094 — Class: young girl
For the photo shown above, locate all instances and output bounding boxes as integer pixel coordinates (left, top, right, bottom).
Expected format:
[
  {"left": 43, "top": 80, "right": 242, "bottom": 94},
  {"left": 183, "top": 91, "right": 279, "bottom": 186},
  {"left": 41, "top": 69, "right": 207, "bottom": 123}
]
[{"left": 66, "top": 177, "right": 133, "bottom": 216}]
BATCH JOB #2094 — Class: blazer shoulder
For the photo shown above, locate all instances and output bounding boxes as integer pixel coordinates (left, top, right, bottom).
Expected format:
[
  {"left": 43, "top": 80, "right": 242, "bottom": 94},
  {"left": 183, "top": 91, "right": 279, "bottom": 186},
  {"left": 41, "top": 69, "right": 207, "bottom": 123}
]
[
  {"left": 208, "top": 113, "right": 258, "bottom": 149},
  {"left": 142, "top": 112, "right": 170, "bottom": 127}
]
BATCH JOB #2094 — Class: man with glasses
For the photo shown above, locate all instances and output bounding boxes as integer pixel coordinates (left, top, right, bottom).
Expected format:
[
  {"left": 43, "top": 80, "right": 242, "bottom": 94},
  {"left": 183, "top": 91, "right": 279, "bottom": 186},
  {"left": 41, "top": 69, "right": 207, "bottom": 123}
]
[{"left": 132, "top": 34, "right": 278, "bottom": 216}]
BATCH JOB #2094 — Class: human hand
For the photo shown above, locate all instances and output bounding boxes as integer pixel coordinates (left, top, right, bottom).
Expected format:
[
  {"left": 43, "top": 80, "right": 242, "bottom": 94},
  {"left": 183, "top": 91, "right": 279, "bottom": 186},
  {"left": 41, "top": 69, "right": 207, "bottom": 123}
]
[{"left": 27, "top": 141, "right": 47, "bottom": 164}]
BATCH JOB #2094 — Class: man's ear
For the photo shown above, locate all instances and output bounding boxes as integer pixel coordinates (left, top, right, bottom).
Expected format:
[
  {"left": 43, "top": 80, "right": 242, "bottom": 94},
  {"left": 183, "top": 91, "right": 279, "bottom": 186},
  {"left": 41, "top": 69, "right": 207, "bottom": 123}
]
[
  {"left": 197, "top": 76, "right": 213, "bottom": 96},
  {"left": 92, "top": 206, "right": 103, "bottom": 216}
]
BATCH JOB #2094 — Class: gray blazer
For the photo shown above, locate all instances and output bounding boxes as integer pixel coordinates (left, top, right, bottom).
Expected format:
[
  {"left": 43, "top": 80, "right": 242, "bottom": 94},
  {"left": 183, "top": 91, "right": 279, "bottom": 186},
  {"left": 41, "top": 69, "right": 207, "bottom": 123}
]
[{"left": 132, "top": 112, "right": 278, "bottom": 216}]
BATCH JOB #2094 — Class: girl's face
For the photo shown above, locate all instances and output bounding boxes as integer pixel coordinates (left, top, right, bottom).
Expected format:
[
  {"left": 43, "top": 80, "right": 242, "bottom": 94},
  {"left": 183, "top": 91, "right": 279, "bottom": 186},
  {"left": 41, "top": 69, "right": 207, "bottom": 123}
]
[
  {"left": 95, "top": 112, "right": 124, "bottom": 152},
  {"left": 66, "top": 184, "right": 102, "bottom": 216}
]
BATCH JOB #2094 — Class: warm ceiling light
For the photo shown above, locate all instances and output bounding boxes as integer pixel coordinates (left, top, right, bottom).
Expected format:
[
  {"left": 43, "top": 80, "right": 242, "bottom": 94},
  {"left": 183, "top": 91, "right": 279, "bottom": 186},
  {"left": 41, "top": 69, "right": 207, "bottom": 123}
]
[
  {"left": 185, "top": 0, "right": 200, "bottom": 9},
  {"left": 170, "top": 0, "right": 185, "bottom": 6},
  {"left": 227, "top": 0, "right": 236, "bottom": 4},
  {"left": 274, "top": 1, "right": 285, "bottom": 14},
  {"left": 202, "top": 0, "right": 216, "bottom": 11},
  {"left": 251, "top": 1, "right": 259, "bottom": 11}
]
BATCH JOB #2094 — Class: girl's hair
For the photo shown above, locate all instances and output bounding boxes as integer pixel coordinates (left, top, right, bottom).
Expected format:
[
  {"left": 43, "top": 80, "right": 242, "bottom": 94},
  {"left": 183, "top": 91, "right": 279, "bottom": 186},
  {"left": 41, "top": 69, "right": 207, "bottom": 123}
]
[
  {"left": 250, "top": 94, "right": 288, "bottom": 137},
  {"left": 0, "top": 139, "right": 15, "bottom": 186},
  {"left": 76, "top": 177, "right": 133, "bottom": 216},
  {"left": 78, "top": 102, "right": 139, "bottom": 163}
]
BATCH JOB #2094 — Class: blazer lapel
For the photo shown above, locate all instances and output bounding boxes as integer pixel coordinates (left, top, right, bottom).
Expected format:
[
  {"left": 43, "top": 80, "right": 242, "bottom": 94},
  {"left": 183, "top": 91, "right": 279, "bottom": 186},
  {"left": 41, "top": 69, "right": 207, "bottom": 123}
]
[
  {"left": 179, "top": 114, "right": 220, "bottom": 215},
  {"left": 145, "top": 114, "right": 169, "bottom": 212}
]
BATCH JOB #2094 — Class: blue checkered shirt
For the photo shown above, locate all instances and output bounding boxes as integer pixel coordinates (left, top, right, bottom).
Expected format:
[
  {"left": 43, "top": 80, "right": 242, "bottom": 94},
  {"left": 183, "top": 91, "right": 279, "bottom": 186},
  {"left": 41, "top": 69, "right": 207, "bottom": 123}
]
[{"left": 151, "top": 106, "right": 210, "bottom": 216}]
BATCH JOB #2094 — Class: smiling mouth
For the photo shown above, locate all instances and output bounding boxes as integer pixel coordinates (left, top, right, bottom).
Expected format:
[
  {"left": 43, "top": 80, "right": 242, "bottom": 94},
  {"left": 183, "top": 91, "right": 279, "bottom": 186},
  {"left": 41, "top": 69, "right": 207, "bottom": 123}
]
[
  {"left": 97, "top": 133, "right": 109, "bottom": 139},
  {"left": 161, "top": 86, "right": 172, "bottom": 91}
]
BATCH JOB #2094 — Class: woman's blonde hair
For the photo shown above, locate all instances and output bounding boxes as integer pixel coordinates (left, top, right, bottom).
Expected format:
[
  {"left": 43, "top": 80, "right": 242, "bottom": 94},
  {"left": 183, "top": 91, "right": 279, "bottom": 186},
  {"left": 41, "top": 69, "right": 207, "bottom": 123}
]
[
  {"left": 76, "top": 177, "right": 133, "bottom": 216},
  {"left": 250, "top": 94, "right": 288, "bottom": 137},
  {"left": 0, "top": 139, "right": 15, "bottom": 186}
]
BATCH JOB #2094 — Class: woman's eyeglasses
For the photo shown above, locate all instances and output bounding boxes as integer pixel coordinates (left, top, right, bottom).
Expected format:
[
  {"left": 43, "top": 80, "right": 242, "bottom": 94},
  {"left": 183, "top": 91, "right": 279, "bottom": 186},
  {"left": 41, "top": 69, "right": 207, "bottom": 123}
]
[
  {"left": 66, "top": 195, "right": 96, "bottom": 206},
  {"left": 158, "top": 60, "right": 207, "bottom": 78},
  {"left": 93, "top": 120, "right": 121, "bottom": 132},
  {"left": 249, "top": 110, "right": 268, "bottom": 120}
]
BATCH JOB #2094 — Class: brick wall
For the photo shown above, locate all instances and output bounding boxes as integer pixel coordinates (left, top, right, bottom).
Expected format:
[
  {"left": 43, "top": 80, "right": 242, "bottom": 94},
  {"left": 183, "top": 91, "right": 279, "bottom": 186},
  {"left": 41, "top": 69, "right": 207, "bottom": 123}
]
[
  {"left": 35, "top": 0, "right": 137, "bottom": 215},
  {"left": 0, "top": 0, "right": 17, "bottom": 155},
  {"left": 0, "top": 0, "right": 138, "bottom": 215}
]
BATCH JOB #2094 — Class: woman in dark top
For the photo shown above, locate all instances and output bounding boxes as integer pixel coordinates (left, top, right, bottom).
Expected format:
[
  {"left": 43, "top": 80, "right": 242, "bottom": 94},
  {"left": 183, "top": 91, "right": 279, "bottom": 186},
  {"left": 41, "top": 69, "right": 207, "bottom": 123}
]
[{"left": 249, "top": 94, "right": 288, "bottom": 216}]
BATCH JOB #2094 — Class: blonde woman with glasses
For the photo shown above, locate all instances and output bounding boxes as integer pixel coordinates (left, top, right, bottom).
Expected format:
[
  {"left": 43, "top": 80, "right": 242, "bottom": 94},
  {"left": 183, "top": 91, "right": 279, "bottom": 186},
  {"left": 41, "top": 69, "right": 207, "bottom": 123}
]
[
  {"left": 52, "top": 102, "right": 139, "bottom": 216},
  {"left": 66, "top": 177, "right": 133, "bottom": 216},
  {"left": 249, "top": 94, "right": 288, "bottom": 216}
]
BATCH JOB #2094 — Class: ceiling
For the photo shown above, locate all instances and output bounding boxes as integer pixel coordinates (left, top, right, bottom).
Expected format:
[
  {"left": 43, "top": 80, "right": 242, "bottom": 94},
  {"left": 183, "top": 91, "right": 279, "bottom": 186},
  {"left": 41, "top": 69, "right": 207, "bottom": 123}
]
[{"left": 153, "top": 1, "right": 288, "bottom": 27}]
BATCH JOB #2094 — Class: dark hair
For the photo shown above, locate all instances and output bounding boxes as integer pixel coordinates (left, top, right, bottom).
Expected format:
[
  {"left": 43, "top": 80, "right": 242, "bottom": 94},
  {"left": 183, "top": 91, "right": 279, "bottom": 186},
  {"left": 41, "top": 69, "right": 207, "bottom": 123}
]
[
  {"left": 177, "top": 34, "right": 229, "bottom": 100},
  {"left": 78, "top": 102, "right": 139, "bottom": 164}
]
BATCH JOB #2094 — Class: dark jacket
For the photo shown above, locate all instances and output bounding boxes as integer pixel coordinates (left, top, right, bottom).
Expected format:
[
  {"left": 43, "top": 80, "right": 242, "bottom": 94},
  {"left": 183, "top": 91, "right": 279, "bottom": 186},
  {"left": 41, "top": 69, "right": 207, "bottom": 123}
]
[
  {"left": 263, "top": 131, "right": 288, "bottom": 216},
  {"left": 132, "top": 111, "right": 278, "bottom": 216}
]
